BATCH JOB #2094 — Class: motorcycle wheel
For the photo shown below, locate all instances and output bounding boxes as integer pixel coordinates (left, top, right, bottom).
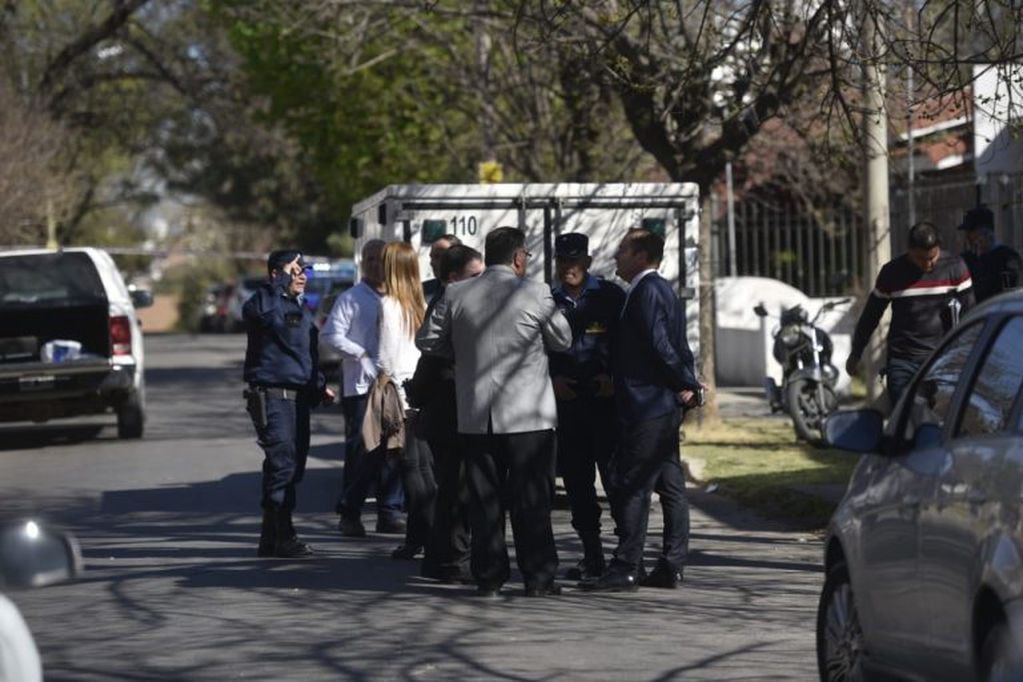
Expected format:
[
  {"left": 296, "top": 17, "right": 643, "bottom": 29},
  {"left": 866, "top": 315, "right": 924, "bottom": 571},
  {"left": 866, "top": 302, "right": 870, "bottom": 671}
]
[{"left": 786, "top": 379, "right": 837, "bottom": 444}]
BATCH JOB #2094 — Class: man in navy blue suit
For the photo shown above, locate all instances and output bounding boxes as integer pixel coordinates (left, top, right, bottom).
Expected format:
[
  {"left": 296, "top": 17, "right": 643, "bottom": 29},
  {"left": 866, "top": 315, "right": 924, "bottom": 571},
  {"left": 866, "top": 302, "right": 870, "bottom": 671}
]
[{"left": 581, "top": 228, "right": 703, "bottom": 592}]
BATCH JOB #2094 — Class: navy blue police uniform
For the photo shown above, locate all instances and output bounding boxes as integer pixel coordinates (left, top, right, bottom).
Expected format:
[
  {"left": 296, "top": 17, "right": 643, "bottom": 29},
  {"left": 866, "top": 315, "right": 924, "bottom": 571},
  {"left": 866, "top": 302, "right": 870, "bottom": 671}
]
[
  {"left": 958, "top": 207, "right": 1021, "bottom": 303},
  {"left": 243, "top": 250, "right": 327, "bottom": 558},
  {"left": 549, "top": 233, "right": 626, "bottom": 580}
]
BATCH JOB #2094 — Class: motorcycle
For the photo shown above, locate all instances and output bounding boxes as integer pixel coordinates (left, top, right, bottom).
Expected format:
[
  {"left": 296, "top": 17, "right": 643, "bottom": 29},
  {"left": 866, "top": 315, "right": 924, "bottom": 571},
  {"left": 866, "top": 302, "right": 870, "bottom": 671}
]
[{"left": 753, "top": 298, "right": 850, "bottom": 444}]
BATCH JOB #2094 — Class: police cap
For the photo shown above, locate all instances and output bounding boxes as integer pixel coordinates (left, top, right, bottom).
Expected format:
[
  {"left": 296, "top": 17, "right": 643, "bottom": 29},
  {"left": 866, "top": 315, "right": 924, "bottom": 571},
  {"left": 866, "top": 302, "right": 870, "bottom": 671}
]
[
  {"left": 958, "top": 206, "right": 994, "bottom": 232},
  {"left": 267, "top": 249, "right": 306, "bottom": 274},
  {"left": 555, "top": 233, "right": 589, "bottom": 259}
]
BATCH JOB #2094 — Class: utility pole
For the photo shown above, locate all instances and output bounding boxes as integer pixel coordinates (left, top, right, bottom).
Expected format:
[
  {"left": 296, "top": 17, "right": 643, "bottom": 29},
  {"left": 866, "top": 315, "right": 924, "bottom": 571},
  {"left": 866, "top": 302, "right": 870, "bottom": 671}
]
[
  {"left": 862, "top": 10, "right": 891, "bottom": 401},
  {"left": 905, "top": 0, "right": 916, "bottom": 228},
  {"left": 726, "top": 161, "right": 737, "bottom": 277}
]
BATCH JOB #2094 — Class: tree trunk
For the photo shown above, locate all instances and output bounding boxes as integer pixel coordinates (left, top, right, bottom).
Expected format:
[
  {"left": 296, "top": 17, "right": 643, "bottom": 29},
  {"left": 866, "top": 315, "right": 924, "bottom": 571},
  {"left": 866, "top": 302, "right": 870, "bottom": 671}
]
[{"left": 697, "top": 192, "right": 720, "bottom": 426}]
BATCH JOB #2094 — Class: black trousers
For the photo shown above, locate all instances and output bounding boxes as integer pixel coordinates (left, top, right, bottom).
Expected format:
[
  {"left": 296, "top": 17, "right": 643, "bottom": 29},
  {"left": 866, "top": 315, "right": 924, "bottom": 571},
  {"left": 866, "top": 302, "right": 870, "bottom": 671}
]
[
  {"left": 610, "top": 408, "right": 689, "bottom": 572},
  {"left": 254, "top": 396, "right": 310, "bottom": 512},
  {"left": 556, "top": 395, "right": 616, "bottom": 536},
  {"left": 400, "top": 411, "right": 437, "bottom": 548},
  {"left": 422, "top": 433, "right": 470, "bottom": 574},
  {"left": 462, "top": 428, "right": 558, "bottom": 590}
]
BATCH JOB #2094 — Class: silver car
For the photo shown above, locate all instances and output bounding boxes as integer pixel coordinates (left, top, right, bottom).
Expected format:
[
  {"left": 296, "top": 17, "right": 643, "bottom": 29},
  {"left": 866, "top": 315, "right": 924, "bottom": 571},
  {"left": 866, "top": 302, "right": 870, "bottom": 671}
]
[{"left": 818, "top": 289, "right": 1023, "bottom": 681}]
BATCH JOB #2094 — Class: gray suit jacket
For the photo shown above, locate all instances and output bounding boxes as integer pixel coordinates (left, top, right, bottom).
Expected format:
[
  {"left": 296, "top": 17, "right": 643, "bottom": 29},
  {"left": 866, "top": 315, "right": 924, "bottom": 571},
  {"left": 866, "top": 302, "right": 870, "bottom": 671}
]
[{"left": 416, "top": 265, "right": 572, "bottom": 434}]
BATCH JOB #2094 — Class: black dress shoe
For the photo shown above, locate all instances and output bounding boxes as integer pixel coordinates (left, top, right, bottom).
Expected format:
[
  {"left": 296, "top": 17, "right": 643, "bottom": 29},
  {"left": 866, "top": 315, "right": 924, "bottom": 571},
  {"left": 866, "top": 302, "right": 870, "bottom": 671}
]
[
  {"left": 473, "top": 585, "right": 502, "bottom": 599},
  {"left": 337, "top": 516, "right": 367, "bottom": 537},
  {"left": 563, "top": 558, "right": 605, "bottom": 581},
  {"left": 438, "top": 568, "right": 475, "bottom": 585},
  {"left": 524, "top": 583, "right": 562, "bottom": 598},
  {"left": 579, "top": 568, "right": 639, "bottom": 592},
  {"left": 641, "top": 565, "right": 683, "bottom": 589},
  {"left": 390, "top": 544, "right": 422, "bottom": 560},
  {"left": 375, "top": 517, "right": 407, "bottom": 535},
  {"left": 274, "top": 536, "right": 314, "bottom": 559}
]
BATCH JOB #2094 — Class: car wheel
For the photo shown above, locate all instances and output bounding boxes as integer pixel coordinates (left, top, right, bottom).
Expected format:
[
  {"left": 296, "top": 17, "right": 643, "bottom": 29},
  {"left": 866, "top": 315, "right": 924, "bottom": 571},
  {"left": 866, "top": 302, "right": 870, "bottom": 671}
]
[
  {"left": 117, "top": 394, "right": 145, "bottom": 439},
  {"left": 817, "top": 560, "right": 866, "bottom": 682},
  {"left": 980, "top": 622, "right": 1023, "bottom": 682}
]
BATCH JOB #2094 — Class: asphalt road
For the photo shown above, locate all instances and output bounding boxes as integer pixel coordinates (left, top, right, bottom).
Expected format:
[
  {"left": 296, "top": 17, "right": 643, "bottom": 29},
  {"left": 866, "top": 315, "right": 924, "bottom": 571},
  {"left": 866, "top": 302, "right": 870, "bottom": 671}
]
[{"left": 0, "top": 334, "right": 824, "bottom": 681}]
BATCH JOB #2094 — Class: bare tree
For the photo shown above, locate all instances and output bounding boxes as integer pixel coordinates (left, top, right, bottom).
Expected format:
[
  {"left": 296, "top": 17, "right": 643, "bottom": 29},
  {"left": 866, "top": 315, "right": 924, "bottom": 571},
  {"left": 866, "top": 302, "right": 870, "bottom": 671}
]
[{"left": 0, "top": 84, "right": 80, "bottom": 245}]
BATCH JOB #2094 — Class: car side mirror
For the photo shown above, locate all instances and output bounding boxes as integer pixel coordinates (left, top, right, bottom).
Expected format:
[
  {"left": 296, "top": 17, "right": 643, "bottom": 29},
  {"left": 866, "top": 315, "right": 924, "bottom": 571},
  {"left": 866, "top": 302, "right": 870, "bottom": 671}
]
[
  {"left": 824, "top": 409, "right": 884, "bottom": 453},
  {"left": 753, "top": 303, "right": 768, "bottom": 317},
  {"left": 0, "top": 520, "right": 82, "bottom": 589},
  {"left": 130, "top": 289, "right": 154, "bottom": 309}
]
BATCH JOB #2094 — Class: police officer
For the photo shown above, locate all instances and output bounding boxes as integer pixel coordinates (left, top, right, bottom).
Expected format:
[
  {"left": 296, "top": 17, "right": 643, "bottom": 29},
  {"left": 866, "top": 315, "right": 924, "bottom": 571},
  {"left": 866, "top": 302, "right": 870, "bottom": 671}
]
[
  {"left": 958, "top": 206, "right": 1021, "bottom": 303},
  {"left": 549, "top": 233, "right": 626, "bottom": 581},
  {"left": 243, "top": 250, "right": 335, "bottom": 558}
]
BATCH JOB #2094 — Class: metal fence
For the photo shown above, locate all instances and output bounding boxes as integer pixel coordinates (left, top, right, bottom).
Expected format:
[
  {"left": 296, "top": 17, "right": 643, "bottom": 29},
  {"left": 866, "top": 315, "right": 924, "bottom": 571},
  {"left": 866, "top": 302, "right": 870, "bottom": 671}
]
[
  {"left": 890, "top": 172, "right": 1023, "bottom": 254},
  {"left": 709, "top": 196, "right": 867, "bottom": 297},
  {"left": 711, "top": 171, "right": 1023, "bottom": 296}
]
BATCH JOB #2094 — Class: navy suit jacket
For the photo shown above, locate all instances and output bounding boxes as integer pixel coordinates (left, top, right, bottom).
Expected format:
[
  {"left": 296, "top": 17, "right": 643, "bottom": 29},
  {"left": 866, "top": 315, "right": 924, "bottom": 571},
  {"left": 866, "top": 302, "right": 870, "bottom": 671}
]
[{"left": 612, "top": 272, "right": 700, "bottom": 422}]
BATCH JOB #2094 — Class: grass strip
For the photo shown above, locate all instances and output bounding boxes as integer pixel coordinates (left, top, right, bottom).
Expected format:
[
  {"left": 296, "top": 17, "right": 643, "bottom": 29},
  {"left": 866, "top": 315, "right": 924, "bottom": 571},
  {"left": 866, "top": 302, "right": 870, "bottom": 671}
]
[{"left": 683, "top": 417, "right": 861, "bottom": 530}]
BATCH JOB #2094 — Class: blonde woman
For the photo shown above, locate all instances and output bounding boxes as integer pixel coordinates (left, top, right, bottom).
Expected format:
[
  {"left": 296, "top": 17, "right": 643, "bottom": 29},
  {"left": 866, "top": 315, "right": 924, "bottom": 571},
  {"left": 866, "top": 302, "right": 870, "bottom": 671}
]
[
  {"left": 377, "top": 241, "right": 432, "bottom": 559},
  {"left": 377, "top": 241, "right": 426, "bottom": 404}
]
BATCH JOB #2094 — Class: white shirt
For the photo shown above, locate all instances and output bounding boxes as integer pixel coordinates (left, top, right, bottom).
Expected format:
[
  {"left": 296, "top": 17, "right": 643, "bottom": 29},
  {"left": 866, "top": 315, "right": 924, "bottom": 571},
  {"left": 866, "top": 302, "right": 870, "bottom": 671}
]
[
  {"left": 322, "top": 280, "right": 382, "bottom": 397},
  {"left": 378, "top": 296, "right": 422, "bottom": 409}
]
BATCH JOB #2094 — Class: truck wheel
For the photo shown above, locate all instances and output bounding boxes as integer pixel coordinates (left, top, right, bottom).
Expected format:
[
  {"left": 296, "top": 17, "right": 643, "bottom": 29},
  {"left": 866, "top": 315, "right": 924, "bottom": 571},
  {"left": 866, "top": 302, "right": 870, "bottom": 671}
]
[{"left": 117, "top": 395, "right": 145, "bottom": 439}]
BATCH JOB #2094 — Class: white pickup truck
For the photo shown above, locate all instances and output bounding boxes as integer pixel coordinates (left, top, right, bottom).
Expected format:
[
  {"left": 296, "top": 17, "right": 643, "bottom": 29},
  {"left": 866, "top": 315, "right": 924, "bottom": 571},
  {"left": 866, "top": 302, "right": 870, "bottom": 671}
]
[{"left": 0, "top": 248, "right": 152, "bottom": 439}]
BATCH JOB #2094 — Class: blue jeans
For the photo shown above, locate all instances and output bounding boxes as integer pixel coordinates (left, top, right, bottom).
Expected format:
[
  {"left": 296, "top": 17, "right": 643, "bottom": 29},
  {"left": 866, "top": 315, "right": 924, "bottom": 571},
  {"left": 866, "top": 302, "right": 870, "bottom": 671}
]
[
  {"left": 336, "top": 394, "right": 404, "bottom": 521},
  {"left": 886, "top": 356, "right": 922, "bottom": 408}
]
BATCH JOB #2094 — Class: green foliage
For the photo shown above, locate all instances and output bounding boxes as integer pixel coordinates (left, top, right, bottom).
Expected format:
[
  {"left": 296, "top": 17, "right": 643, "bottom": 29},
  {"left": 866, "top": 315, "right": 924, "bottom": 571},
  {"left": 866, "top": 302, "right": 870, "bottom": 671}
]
[{"left": 213, "top": 2, "right": 476, "bottom": 250}]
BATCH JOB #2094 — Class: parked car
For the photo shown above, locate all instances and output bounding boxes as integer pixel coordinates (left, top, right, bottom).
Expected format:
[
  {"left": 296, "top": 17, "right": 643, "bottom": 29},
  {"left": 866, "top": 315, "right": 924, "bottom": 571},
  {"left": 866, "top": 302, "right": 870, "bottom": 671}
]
[
  {"left": 314, "top": 282, "right": 355, "bottom": 370},
  {"left": 817, "top": 289, "right": 1023, "bottom": 681},
  {"left": 303, "top": 259, "right": 356, "bottom": 315},
  {"left": 225, "top": 276, "right": 265, "bottom": 333},
  {"left": 197, "top": 283, "right": 234, "bottom": 333},
  {"left": 0, "top": 248, "right": 152, "bottom": 439}
]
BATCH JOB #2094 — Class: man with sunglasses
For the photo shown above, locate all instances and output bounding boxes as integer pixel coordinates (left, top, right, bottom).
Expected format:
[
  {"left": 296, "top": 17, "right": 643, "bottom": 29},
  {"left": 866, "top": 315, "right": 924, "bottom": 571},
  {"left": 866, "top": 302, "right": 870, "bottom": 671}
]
[{"left": 243, "top": 250, "right": 336, "bottom": 558}]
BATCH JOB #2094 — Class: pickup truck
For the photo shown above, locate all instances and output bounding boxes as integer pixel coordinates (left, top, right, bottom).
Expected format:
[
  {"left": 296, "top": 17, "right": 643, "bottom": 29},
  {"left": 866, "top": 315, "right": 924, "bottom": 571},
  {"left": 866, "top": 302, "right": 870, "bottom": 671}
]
[{"left": 0, "top": 248, "right": 152, "bottom": 439}]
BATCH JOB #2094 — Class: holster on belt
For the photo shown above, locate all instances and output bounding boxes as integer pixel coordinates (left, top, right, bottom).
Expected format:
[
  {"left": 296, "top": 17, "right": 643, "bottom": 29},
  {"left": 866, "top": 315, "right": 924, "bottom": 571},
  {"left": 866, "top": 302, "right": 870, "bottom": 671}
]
[{"left": 243, "top": 388, "right": 268, "bottom": 430}]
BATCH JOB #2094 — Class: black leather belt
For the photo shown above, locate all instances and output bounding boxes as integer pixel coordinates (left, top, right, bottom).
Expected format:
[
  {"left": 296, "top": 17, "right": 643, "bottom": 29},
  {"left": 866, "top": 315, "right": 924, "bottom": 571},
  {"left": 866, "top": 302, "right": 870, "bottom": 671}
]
[{"left": 253, "top": 386, "right": 299, "bottom": 401}]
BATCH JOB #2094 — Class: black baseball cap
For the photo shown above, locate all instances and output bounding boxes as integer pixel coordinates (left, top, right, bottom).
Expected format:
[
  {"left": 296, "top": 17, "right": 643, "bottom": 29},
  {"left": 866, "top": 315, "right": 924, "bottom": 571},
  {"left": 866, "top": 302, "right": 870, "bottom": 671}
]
[
  {"left": 267, "top": 250, "right": 307, "bottom": 274},
  {"left": 958, "top": 206, "right": 994, "bottom": 231},
  {"left": 555, "top": 233, "right": 589, "bottom": 259}
]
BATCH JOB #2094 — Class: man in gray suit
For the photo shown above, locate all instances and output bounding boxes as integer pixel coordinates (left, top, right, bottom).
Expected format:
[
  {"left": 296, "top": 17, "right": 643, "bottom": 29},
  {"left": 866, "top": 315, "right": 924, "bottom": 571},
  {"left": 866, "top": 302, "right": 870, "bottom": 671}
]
[{"left": 417, "top": 226, "right": 572, "bottom": 598}]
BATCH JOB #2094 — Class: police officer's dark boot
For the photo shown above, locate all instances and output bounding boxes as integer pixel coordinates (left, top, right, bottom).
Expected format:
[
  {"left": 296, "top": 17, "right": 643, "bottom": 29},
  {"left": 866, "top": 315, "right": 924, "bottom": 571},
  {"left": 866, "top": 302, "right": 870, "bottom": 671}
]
[
  {"left": 274, "top": 509, "right": 314, "bottom": 558},
  {"left": 257, "top": 508, "right": 277, "bottom": 558},
  {"left": 565, "top": 532, "right": 605, "bottom": 580}
]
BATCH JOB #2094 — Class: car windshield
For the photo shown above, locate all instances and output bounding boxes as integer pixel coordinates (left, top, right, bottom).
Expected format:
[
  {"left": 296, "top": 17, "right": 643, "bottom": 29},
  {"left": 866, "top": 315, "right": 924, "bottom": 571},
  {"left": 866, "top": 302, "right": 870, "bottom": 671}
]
[{"left": 0, "top": 253, "right": 105, "bottom": 306}]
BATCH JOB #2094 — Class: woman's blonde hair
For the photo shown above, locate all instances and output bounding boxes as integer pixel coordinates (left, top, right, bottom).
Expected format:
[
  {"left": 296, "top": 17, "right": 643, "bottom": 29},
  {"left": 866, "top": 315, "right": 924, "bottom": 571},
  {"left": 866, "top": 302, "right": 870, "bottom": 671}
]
[{"left": 382, "top": 241, "right": 426, "bottom": 337}]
